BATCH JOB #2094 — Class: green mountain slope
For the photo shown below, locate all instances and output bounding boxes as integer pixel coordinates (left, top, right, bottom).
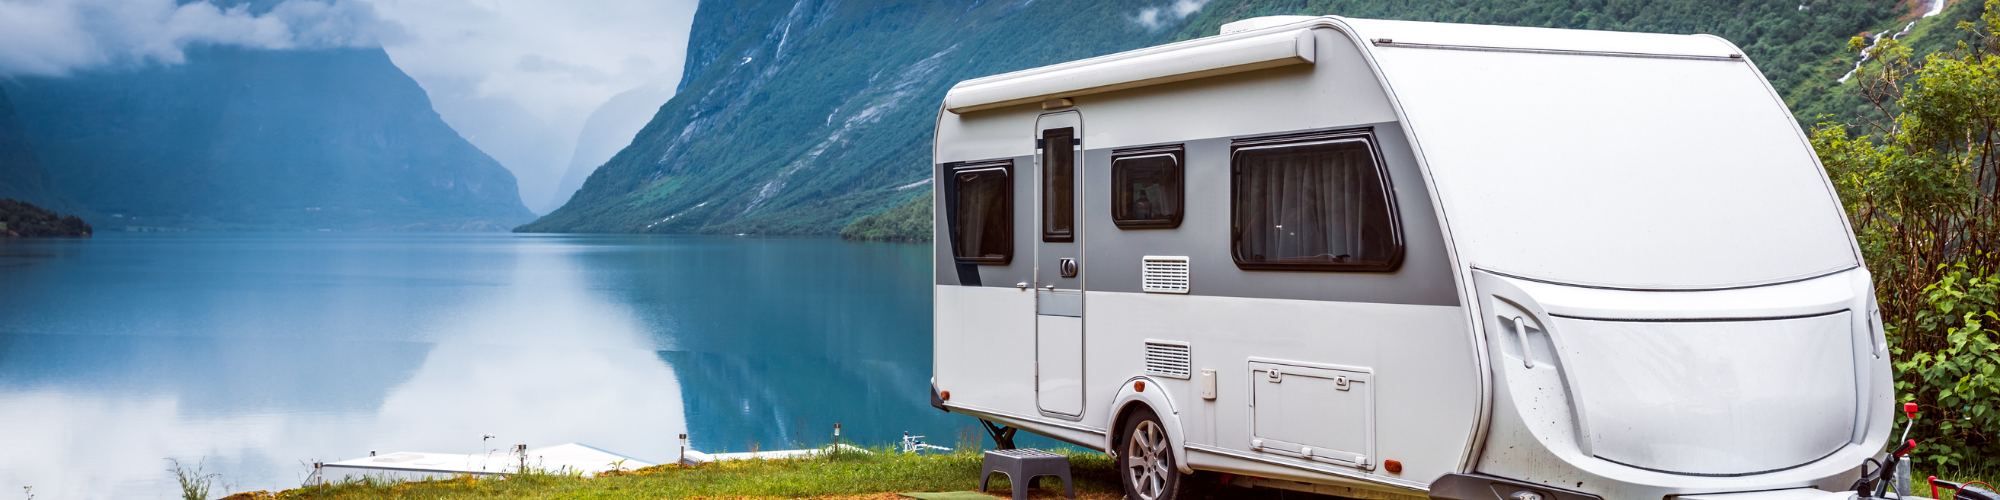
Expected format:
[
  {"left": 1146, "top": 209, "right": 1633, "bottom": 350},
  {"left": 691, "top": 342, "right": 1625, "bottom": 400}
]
[
  {"left": 841, "top": 190, "right": 930, "bottom": 242},
  {"left": 1180, "top": 0, "right": 1896, "bottom": 98},
  {"left": 525, "top": 0, "right": 1901, "bottom": 236},
  {"left": 5, "top": 46, "right": 535, "bottom": 231}
]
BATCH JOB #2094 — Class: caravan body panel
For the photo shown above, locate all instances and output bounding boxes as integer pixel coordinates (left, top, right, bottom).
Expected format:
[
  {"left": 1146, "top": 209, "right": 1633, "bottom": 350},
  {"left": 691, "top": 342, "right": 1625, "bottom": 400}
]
[{"left": 931, "top": 15, "right": 1890, "bottom": 500}]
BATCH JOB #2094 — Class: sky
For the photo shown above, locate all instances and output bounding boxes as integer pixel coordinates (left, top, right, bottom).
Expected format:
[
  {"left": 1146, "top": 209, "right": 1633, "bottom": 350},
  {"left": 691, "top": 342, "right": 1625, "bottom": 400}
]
[{"left": 0, "top": 0, "right": 701, "bottom": 214}]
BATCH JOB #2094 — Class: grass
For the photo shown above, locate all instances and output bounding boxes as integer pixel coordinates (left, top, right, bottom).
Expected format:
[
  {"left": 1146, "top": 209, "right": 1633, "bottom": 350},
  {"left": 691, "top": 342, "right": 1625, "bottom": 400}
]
[
  {"left": 224, "top": 447, "right": 1127, "bottom": 500},
  {"left": 169, "top": 458, "right": 219, "bottom": 500},
  {"left": 209, "top": 442, "right": 2000, "bottom": 500},
  {"left": 1916, "top": 465, "right": 2000, "bottom": 498}
]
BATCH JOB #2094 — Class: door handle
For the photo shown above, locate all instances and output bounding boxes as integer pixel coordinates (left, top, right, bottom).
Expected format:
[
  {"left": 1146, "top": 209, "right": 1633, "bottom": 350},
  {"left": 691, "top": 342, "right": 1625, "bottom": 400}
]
[{"left": 1059, "top": 258, "right": 1078, "bottom": 278}]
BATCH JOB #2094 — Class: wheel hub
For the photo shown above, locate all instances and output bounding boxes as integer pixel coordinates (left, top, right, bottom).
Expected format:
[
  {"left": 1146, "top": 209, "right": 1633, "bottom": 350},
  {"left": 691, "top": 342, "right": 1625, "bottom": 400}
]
[{"left": 1126, "top": 420, "right": 1172, "bottom": 500}]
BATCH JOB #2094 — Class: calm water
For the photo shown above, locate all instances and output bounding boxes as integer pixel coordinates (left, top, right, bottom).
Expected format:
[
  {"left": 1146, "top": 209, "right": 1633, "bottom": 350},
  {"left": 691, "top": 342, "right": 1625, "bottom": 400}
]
[{"left": 0, "top": 233, "right": 979, "bottom": 499}]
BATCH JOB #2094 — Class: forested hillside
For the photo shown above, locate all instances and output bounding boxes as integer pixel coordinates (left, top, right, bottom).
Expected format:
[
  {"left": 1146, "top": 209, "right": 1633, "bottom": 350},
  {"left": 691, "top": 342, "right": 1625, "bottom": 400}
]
[
  {"left": 525, "top": 0, "right": 1913, "bottom": 237},
  {"left": 5, "top": 46, "right": 536, "bottom": 231},
  {"left": 1174, "top": 0, "right": 1912, "bottom": 117},
  {"left": 840, "top": 191, "right": 930, "bottom": 242}
]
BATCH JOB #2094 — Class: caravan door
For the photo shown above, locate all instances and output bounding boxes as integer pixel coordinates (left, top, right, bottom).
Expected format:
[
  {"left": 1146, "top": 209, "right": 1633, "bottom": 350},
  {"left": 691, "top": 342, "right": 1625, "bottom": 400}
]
[{"left": 1035, "top": 111, "right": 1085, "bottom": 418}]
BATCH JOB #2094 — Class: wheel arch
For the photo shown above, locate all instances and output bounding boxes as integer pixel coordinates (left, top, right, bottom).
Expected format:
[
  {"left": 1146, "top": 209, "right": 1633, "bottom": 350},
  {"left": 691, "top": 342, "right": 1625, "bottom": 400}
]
[{"left": 1106, "top": 376, "right": 1193, "bottom": 474}]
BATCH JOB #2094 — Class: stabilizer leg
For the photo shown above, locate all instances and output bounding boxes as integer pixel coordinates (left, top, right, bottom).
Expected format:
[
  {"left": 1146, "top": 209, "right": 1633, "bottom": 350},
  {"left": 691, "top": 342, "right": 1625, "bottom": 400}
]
[{"left": 980, "top": 419, "right": 1017, "bottom": 450}]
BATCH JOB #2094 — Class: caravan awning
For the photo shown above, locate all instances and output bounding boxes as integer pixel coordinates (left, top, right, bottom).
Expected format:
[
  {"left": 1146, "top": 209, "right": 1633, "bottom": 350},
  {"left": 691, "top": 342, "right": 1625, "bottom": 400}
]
[{"left": 943, "top": 28, "right": 1317, "bottom": 114}]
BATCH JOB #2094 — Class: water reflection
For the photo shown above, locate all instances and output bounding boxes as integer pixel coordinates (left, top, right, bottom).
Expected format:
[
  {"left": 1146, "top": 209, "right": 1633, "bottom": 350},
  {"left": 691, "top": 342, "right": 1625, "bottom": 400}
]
[{"left": 0, "top": 233, "right": 964, "bottom": 499}]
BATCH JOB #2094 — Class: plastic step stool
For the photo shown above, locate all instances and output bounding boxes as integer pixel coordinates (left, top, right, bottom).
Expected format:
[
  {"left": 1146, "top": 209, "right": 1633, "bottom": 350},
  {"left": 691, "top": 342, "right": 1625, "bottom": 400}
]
[{"left": 979, "top": 449, "right": 1074, "bottom": 500}]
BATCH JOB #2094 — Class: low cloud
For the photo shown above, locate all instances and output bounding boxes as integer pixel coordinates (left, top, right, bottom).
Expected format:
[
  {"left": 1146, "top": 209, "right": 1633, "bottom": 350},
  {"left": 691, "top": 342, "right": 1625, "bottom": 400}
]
[
  {"left": 1133, "top": 0, "right": 1211, "bottom": 31},
  {"left": 0, "top": 0, "right": 407, "bottom": 77},
  {"left": 366, "top": 0, "right": 699, "bottom": 212}
]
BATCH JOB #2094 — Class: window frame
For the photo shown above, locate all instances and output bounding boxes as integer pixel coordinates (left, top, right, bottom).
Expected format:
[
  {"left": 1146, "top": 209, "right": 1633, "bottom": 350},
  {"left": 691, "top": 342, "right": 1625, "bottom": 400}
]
[
  {"left": 1228, "top": 128, "right": 1406, "bottom": 272},
  {"left": 946, "top": 159, "right": 1015, "bottom": 266},
  {"left": 1110, "top": 144, "right": 1186, "bottom": 230},
  {"left": 1040, "top": 127, "right": 1077, "bottom": 243}
]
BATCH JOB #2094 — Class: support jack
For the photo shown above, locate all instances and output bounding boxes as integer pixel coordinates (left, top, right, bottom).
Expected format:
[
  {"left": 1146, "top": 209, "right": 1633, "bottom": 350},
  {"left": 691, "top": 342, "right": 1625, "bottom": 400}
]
[{"left": 980, "top": 419, "right": 1017, "bottom": 450}]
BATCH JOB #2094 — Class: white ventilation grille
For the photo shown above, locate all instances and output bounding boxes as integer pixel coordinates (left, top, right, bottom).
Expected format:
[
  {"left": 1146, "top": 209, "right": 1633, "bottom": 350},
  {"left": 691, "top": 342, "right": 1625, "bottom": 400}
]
[
  {"left": 1145, "top": 341, "right": 1193, "bottom": 379},
  {"left": 1142, "top": 256, "right": 1190, "bottom": 294}
]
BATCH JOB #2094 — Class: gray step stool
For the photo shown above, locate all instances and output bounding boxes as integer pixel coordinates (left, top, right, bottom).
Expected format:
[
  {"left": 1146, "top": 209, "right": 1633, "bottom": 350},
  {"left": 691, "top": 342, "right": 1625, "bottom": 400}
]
[{"left": 979, "top": 449, "right": 1074, "bottom": 500}]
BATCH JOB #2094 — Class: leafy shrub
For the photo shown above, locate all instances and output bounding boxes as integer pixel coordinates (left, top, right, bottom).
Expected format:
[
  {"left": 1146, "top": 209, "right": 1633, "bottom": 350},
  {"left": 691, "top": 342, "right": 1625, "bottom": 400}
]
[{"left": 1897, "top": 268, "right": 2000, "bottom": 470}]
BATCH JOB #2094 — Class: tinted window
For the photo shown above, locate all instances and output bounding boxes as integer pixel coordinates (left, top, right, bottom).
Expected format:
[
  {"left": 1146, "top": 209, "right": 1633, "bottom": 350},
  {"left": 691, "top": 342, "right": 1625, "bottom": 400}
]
[
  {"left": 950, "top": 161, "right": 1013, "bottom": 264},
  {"left": 1042, "top": 127, "right": 1075, "bottom": 242},
  {"left": 1111, "top": 146, "right": 1184, "bottom": 229},
  {"left": 1231, "top": 131, "right": 1402, "bottom": 271}
]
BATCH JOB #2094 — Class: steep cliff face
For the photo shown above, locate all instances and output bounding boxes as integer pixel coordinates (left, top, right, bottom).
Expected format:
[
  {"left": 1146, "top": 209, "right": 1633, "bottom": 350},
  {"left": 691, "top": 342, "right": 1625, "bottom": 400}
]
[
  {"left": 518, "top": 0, "right": 1181, "bottom": 234},
  {"left": 523, "top": 0, "right": 1896, "bottom": 236},
  {"left": 5, "top": 46, "right": 535, "bottom": 231}
]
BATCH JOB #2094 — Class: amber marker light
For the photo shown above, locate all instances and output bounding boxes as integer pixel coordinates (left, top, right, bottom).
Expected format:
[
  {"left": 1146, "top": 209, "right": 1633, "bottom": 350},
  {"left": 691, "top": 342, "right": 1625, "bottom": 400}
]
[
  {"left": 1384, "top": 459, "right": 1403, "bottom": 474},
  {"left": 1135, "top": 381, "right": 1146, "bottom": 392},
  {"left": 941, "top": 391, "right": 950, "bottom": 400}
]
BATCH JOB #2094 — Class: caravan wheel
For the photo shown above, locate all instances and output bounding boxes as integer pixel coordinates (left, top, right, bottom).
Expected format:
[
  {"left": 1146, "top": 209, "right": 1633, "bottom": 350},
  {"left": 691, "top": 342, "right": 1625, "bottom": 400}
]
[{"left": 1119, "top": 407, "right": 1193, "bottom": 500}]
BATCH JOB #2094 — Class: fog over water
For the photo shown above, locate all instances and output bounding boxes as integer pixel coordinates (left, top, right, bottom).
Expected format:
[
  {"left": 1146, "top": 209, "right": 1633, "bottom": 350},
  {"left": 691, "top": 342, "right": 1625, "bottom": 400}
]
[{"left": 0, "top": 233, "right": 960, "bottom": 499}]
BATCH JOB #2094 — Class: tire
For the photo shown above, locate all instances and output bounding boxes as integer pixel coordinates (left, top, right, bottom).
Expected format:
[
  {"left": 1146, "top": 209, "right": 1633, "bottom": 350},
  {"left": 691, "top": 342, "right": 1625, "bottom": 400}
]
[{"left": 1119, "top": 407, "right": 1196, "bottom": 500}]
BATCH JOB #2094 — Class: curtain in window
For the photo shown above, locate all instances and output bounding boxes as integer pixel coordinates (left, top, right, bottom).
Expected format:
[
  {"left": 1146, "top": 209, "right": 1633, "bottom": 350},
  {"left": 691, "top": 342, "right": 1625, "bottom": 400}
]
[
  {"left": 1112, "top": 153, "right": 1181, "bottom": 227},
  {"left": 1235, "top": 141, "right": 1395, "bottom": 268},
  {"left": 954, "top": 169, "right": 1011, "bottom": 261},
  {"left": 1042, "top": 128, "right": 1075, "bottom": 242}
]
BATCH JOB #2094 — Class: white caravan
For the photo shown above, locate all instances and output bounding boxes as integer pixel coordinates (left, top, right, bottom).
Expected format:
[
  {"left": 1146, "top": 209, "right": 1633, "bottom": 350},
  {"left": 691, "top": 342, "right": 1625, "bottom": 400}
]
[{"left": 927, "top": 15, "right": 1892, "bottom": 500}]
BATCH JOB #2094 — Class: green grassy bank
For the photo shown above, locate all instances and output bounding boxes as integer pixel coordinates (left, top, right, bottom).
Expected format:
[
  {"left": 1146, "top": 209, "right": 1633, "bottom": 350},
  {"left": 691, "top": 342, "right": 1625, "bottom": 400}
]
[
  {"left": 220, "top": 448, "right": 1125, "bottom": 500},
  {"left": 214, "top": 448, "right": 1996, "bottom": 500}
]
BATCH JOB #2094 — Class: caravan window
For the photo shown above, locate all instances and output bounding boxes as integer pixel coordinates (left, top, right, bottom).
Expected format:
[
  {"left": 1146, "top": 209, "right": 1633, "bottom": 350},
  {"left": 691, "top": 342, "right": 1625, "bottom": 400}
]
[
  {"left": 950, "top": 161, "right": 1013, "bottom": 265},
  {"left": 1111, "top": 146, "right": 1184, "bottom": 229},
  {"left": 1042, "top": 127, "right": 1075, "bottom": 242},
  {"left": 1231, "top": 131, "right": 1403, "bottom": 272}
]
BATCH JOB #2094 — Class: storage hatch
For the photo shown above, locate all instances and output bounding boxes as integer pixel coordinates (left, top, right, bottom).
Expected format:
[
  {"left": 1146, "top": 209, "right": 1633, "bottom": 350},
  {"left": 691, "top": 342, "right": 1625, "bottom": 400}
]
[{"left": 1248, "top": 360, "right": 1374, "bottom": 469}]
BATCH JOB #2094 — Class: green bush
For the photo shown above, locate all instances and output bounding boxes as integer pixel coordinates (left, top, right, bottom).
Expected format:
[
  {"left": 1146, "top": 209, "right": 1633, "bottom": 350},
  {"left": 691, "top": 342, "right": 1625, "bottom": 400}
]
[{"left": 1897, "top": 269, "right": 2000, "bottom": 471}]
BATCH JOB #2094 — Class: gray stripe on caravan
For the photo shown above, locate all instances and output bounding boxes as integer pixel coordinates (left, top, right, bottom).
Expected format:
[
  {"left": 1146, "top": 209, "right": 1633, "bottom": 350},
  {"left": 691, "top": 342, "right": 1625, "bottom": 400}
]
[
  {"left": 937, "top": 124, "right": 1457, "bottom": 308},
  {"left": 1082, "top": 125, "right": 1457, "bottom": 307}
]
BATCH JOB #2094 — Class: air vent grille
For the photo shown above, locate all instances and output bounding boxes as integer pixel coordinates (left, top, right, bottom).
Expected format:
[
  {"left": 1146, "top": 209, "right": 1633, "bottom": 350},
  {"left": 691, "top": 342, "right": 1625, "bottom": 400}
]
[
  {"left": 1145, "top": 341, "right": 1193, "bottom": 379},
  {"left": 1142, "top": 256, "right": 1190, "bottom": 294}
]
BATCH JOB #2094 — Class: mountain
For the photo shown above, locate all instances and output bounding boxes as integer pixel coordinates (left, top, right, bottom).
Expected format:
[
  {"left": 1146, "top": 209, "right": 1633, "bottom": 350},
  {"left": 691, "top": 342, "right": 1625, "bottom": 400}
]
[
  {"left": 1175, "top": 0, "right": 1924, "bottom": 125},
  {"left": 840, "top": 190, "right": 931, "bottom": 242},
  {"left": 521, "top": 0, "right": 1899, "bottom": 236},
  {"left": 0, "top": 87, "right": 86, "bottom": 218},
  {"left": 518, "top": 0, "right": 1185, "bottom": 234},
  {"left": 3, "top": 46, "right": 536, "bottom": 231},
  {"left": 543, "top": 81, "right": 679, "bottom": 213}
]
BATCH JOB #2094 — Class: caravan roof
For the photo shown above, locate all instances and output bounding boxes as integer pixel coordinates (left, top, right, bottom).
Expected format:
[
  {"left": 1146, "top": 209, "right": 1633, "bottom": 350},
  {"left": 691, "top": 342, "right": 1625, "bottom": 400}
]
[{"left": 942, "top": 16, "right": 1857, "bottom": 290}]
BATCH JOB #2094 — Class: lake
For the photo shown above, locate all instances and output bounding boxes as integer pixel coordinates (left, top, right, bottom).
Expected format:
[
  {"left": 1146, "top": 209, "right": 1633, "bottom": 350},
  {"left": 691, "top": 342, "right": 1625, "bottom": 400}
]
[{"left": 0, "top": 233, "right": 986, "bottom": 499}]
